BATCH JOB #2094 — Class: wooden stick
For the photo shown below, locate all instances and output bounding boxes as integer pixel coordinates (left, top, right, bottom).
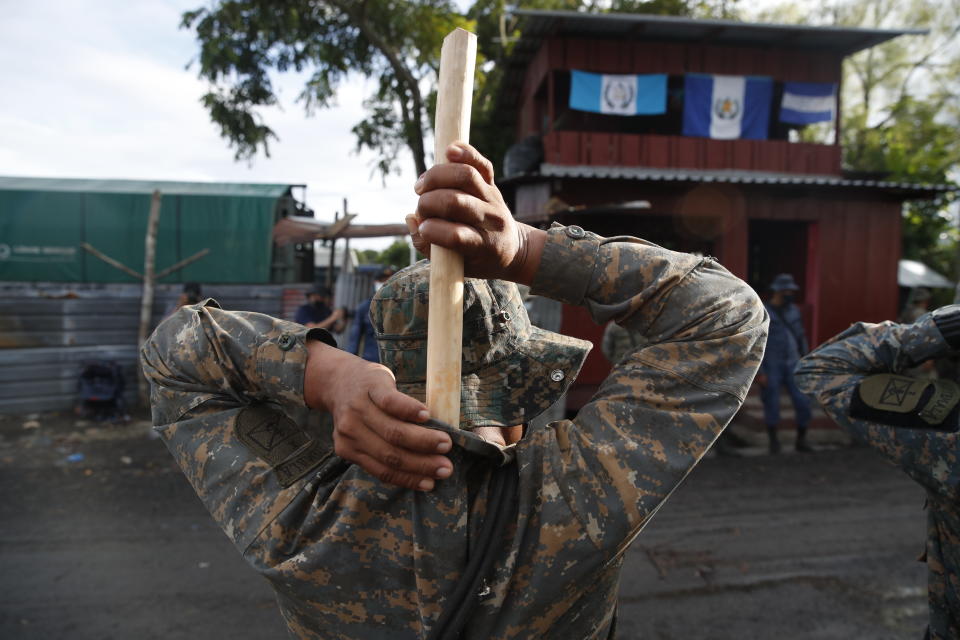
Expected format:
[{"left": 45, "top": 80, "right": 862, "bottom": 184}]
[
  {"left": 154, "top": 248, "right": 211, "bottom": 281},
  {"left": 80, "top": 242, "right": 143, "bottom": 280},
  {"left": 426, "top": 28, "right": 476, "bottom": 427}
]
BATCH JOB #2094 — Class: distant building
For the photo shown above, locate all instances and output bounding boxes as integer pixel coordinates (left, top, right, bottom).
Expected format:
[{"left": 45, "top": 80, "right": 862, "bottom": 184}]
[
  {"left": 496, "top": 10, "right": 952, "bottom": 409},
  {"left": 0, "top": 177, "right": 315, "bottom": 284}
]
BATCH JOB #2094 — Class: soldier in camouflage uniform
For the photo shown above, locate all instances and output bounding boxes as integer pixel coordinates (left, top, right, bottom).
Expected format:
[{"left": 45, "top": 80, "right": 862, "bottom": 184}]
[
  {"left": 796, "top": 306, "right": 960, "bottom": 639},
  {"left": 141, "top": 143, "right": 767, "bottom": 639}
]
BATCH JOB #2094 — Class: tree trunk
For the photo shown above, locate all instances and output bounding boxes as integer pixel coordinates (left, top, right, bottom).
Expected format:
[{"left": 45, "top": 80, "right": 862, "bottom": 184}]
[{"left": 332, "top": 0, "right": 429, "bottom": 175}]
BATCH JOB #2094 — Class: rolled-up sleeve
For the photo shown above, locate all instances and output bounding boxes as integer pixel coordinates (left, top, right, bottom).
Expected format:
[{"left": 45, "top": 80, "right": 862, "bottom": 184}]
[
  {"left": 796, "top": 313, "right": 960, "bottom": 501},
  {"left": 140, "top": 300, "right": 334, "bottom": 551}
]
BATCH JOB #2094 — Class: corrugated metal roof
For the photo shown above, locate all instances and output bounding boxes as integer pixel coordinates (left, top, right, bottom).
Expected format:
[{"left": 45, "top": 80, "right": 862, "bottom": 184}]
[
  {"left": 496, "top": 10, "right": 925, "bottom": 125},
  {"left": 536, "top": 163, "right": 955, "bottom": 194},
  {"left": 0, "top": 176, "right": 299, "bottom": 198},
  {"left": 508, "top": 9, "right": 926, "bottom": 55}
]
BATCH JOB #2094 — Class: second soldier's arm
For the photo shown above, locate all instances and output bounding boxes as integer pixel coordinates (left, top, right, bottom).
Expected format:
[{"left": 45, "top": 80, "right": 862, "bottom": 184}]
[{"left": 795, "top": 308, "right": 960, "bottom": 500}]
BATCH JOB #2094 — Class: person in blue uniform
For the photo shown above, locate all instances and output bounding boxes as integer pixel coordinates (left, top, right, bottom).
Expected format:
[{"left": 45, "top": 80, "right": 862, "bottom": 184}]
[{"left": 757, "top": 273, "right": 812, "bottom": 453}]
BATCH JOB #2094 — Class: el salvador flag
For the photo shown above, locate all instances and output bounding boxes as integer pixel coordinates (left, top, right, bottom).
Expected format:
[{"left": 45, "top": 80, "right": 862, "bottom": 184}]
[
  {"left": 780, "top": 82, "right": 837, "bottom": 125},
  {"left": 569, "top": 70, "right": 667, "bottom": 116},
  {"left": 682, "top": 74, "right": 773, "bottom": 140}
]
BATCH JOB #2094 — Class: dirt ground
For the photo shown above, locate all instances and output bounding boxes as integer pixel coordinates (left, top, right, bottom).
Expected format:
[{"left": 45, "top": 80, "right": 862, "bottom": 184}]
[{"left": 0, "top": 411, "right": 930, "bottom": 640}]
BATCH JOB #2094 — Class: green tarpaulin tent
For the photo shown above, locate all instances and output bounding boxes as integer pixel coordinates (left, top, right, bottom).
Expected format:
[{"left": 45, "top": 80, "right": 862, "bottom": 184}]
[{"left": 0, "top": 177, "right": 301, "bottom": 284}]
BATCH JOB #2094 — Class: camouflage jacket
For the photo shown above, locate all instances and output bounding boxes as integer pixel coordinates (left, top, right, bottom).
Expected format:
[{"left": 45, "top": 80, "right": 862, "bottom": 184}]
[
  {"left": 141, "top": 224, "right": 767, "bottom": 639},
  {"left": 795, "top": 311, "right": 960, "bottom": 640}
]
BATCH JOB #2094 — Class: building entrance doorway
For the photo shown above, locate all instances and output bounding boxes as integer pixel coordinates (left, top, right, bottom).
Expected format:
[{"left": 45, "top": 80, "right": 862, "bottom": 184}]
[{"left": 748, "top": 219, "right": 818, "bottom": 343}]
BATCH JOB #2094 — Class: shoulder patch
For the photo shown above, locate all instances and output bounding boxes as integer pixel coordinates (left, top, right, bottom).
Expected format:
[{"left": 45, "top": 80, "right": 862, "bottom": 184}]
[
  {"left": 859, "top": 375, "right": 927, "bottom": 414},
  {"left": 235, "top": 405, "right": 331, "bottom": 487},
  {"left": 853, "top": 374, "right": 960, "bottom": 432}
]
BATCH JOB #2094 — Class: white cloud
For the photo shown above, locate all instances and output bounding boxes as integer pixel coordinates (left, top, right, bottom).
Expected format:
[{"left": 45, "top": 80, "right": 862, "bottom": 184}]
[{"left": 0, "top": 0, "right": 420, "bottom": 251}]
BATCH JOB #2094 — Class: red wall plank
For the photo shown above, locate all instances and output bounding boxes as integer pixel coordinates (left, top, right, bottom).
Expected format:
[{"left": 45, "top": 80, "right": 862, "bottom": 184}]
[
  {"left": 620, "top": 134, "right": 641, "bottom": 166},
  {"left": 672, "top": 137, "right": 702, "bottom": 168},
  {"left": 587, "top": 133, "right": 617, "bottom": 165},
  {"left": 645, "top": 134, "right": 670, "bottom": 167},
  {"left": 558, "top": 131, "right": 581, "bottom": 165}
]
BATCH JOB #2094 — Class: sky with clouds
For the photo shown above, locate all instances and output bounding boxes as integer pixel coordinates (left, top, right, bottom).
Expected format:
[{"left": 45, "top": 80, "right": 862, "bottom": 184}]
[{"left": 0, "top": 0, "right": 425, "bottom": 250}]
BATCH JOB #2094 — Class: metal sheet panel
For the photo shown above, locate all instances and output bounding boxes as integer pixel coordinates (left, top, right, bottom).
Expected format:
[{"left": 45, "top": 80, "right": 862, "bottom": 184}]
[{"left": 0, "top": 282, "right": 292, "bottom": 413}]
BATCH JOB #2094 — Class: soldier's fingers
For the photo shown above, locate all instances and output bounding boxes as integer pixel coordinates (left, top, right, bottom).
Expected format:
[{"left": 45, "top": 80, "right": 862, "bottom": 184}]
[
  {"left": 370, "top": 384, "right": 429, "bottom": 423},
  {"left": 446, "top": 143, "right": 495, "bottom": 186},
  {"left": 362, "top": 409, "right": 454, "bottom": 461},
  {"left": 353, "top": 453, "right": 438, "bottom": 491},
  {"left": 414, "top": 162, "right": 489, "bottom": 202},
  {"left": 417, "top": 188, "right": 488, "bottom": 229},
  {"left": 416, "top": 218, "right": 485, "bottom": 256},
  {"left": 346, "top": 418, "right": 452, "bottom": 477},
  {"left": 369, "top": 388, "right": 451, "bottom": 455},
  {"left": 406, "top": 213, "right": 431, "bottom": 257}
]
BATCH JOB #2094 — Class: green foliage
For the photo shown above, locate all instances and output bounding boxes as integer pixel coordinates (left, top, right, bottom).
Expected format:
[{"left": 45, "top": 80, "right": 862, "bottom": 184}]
[
  {"left": 753, "top": 0, "right": 960, "bottom": 280},
  {"left": 356, "top": 238, "right": 418, "bottom": 268},
  {"left": 185, "top": 0, "right": 727, "bottom": 180},
  {"left": 833, "top": 0, "right": 960, "bottom": 280},
  {"left": 182, "top": 0, "right": 469, "bottom": 176}
]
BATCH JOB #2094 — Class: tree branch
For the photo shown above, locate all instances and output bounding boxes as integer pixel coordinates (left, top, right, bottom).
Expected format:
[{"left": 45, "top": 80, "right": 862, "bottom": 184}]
[{"left": 327, "top": 0, "right": 428, "bottom": 175}]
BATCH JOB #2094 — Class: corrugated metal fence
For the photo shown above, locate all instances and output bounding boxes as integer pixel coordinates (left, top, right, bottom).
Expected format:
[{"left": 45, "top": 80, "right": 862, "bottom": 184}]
[
  {"left": 0, "top": 282, "right": 309, "bottom": 414},
  {"left": 0, "top": 279, "right": 568, "bottom": 417}
]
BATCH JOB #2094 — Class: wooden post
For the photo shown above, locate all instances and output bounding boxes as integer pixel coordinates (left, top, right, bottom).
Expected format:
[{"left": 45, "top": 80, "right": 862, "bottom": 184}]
[
  {"left": 327, "top": 208, "right": 339, "bottom": 289},
  {"left": 426, "top": 28, "right": 477, "bottom": 427},
  {"left": 137, "top": 190, "right": 162, "bottom": 406}
]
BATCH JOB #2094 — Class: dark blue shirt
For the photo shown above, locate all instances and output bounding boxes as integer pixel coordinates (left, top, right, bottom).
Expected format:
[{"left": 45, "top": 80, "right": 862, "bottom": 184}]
[
  {"left": 346, "top": 299, "right": 379, "bottom": 362},
  {"left": 295, "top": 302, "right": 332, "bottom": 326},
  {"left": 762, "top": 301, "right": 808, "bottom": 370}
]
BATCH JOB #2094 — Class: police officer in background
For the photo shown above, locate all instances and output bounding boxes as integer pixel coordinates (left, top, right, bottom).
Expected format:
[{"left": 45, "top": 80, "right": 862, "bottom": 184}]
[
  {"left": 797, "top": 306, "right": 960, "bottom": 639},
  {"left": 757, "top": 273, "right": 813, "bottom": 454}
]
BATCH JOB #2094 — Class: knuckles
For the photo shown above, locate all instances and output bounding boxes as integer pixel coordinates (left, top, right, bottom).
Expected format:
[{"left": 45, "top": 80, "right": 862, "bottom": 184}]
[{"left": 382, "top": 451, "right": 403, "bottom": 469}]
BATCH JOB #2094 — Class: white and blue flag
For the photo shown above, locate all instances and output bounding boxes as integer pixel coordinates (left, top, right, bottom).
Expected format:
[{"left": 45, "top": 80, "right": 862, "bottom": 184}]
[
  {"left": 780, "top": 81, "right": 837, "bottom": 125},
  {"left": 569, "top": 70, "right": 667, "bottom": 116},
  {"left": 682, "top": 74, "right": 773, "bottom": 140}
]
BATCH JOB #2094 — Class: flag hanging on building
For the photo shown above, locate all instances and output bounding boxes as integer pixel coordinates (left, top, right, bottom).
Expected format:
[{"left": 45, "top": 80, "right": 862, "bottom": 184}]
[
  {"left": 682, "top": 74, "right": 773, "bottom": 140},
  {"left": 569, "top": 70, "right": 667, "bottom": 116},
  {"left": 779, "top": 81, "right": 837, "bottom": 125}
]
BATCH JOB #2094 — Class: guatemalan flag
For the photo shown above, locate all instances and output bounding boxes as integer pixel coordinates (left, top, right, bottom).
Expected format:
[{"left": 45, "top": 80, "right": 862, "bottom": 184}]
[
  {"left": 779, "top": 82, "right": 837, "bottom": 125},
  {"left": 569, "top": 70, "right": 667, "bottom": 116},
  {"left": 682, "top": 74, "right": 773, "bottom": 140}
]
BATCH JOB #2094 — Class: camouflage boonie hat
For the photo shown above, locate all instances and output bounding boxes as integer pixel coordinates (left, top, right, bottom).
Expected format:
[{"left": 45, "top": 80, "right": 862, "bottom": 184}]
[{"left": 371, "top": 260, "right": 591, "bottom": 429}]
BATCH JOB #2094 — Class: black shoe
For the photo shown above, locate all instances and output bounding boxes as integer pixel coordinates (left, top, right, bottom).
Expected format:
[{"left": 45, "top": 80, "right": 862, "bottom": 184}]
[
  {"left": 768, "top": 430, "right": 781, "bottom": 455},
  {"left": 795, "top": 438, "right": 814, "bottom": 453}
]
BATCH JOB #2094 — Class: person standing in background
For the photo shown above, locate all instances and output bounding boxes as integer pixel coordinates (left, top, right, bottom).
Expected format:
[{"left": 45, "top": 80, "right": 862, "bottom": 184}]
[
  {"left": 900, "top": 287, "right": 932, "bottom": 324},
  {"left": 295, "top": 285, "right": 344, "bottom": 331},
  {"left": 757, "top": 273, "right": 812, "bottom": 454},
  {"left": 346, "top": 266, "right": 395, "bottom": 362}
]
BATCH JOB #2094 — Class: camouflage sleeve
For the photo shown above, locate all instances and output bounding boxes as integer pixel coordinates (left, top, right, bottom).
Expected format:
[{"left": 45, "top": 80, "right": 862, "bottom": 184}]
[
  {"left": 529, "top": 224, "right": 768, "bottom": 553},
  {"left": 140, "top": 300, "right": 334, "bottom": 552},
  {"left": 795, "top": 311, "right": 960, "bottom": 499}
]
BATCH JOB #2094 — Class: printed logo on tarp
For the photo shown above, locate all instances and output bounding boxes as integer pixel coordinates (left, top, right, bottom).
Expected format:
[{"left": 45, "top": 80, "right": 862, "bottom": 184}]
[{"left": 0, "top": 244, "right": 77, "bottom": 262}]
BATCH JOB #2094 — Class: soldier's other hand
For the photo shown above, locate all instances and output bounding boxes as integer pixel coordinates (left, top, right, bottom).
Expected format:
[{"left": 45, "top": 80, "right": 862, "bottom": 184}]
[
  {"left": 304, "top": 341, "right": 452, "bottom": 491},
  {"left": 411, "top": 142, "right": 546, "bottom": 286}
]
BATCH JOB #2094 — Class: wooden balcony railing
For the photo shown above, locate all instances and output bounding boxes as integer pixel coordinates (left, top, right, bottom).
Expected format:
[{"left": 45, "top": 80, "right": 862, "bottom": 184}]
[{"left": 542, "top": 131, "right": 841, "bottom": 175}]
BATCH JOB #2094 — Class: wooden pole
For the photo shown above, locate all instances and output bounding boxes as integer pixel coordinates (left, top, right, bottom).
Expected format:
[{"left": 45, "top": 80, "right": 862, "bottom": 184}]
[
  {"left": 137, "top": 190, "right": 162, "bottom": 407},
  {"left": 153, "top": 248, "right": 210, "bottom": 281},
  {"left": 426, "top": 28, "right": 477, "bottom": 427},
  {"left": 80, "top": 243, "right": 143, "bottom": 280}
]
